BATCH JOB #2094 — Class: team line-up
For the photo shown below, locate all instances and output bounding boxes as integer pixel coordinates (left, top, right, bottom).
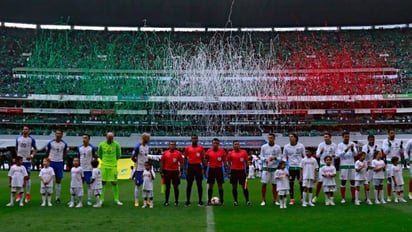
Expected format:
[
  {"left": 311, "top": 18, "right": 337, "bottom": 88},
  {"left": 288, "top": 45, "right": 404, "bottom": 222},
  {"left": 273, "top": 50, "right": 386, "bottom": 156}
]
[{"left": 7, "top": 126, "right": 412, "bottom": 209}]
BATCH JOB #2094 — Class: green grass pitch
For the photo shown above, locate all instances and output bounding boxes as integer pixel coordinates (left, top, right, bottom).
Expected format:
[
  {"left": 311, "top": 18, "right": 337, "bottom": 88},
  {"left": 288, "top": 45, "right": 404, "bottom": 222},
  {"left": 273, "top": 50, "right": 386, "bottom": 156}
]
[{"left": 0, "top": 170, "right": 411, "bottom": 232}]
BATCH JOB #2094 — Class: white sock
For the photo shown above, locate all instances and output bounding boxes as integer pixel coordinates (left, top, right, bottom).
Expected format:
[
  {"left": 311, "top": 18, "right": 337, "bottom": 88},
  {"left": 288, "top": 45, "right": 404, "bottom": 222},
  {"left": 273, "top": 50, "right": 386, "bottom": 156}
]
[
  {"left": 355, "top": 190, "right": 359, "bottom": 202},
  {"left": 302, "top": 192, "right": 307, "bottom": 203},
  {"left": 71, "top": 195, "right": 75, "bottom": 203},
  {"left": 26, "top": 179, "right": 31, "bottom": 194},
  {"left": 308, "top": 193, "right": 313, "bottom": 202},
  {"left": 41, "top": 195, "right": 46, "bottom": 204},
  {"left": 87, "top": 185, "right": 92, "bottom": 201},
  {"left": 20, "top": 192, "right": 24, "bottom": 204},
  {"left": 10, "top": 193, "right": 14, "bottom": 203},
  {"left": 366, "top": 190, "right": 370, "bottom": 201},
  {"left": 47, "top": 195, "right": 52, "bottom": 204},
  {"left": 56, "top": 183, "right": 61, "bottom": 199},
  {"left": 374, "top": 190, "right": 378, "bottom": 201},
  {"left": 380, "top": 190, "right": 385, "bottom": 201},
  {"left": 135, "top": 186, "right": 139, "bottom": 201}
]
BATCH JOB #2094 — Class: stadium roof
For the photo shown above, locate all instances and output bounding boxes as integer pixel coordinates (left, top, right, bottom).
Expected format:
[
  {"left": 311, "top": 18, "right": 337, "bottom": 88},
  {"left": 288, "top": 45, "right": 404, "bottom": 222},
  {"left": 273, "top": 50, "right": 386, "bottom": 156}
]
[{"left": 0, "top": 0, "right": 411, "bottom": 27}]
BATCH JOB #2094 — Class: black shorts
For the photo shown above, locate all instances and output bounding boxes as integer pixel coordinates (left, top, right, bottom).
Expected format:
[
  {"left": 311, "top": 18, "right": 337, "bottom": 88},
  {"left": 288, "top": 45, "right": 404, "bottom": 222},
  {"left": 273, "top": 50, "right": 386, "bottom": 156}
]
[
  {"left": 207, "top": 167, "right": 224, "bottom": 184},
  {"left": 164, "top": 170, "right": 180, "bottom": 186},
  {"left": 187, "top": 164, "right": 203, "bottom": 182},
  {"left": 230, "top": 170, "right": 246, "bottom": 185}
]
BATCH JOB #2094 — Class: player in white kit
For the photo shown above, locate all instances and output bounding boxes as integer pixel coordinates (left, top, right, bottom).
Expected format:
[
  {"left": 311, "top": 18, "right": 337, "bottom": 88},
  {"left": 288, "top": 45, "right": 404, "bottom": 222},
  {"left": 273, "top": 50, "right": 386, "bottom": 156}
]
[
  {"left": 15, "top": 126, "right": 37, "bottom": 203},
  {"left": 300, "top": 148, "right": 318, "bottom": 207},
  {"left": 361, "top": 134, "right": 380, "bottom": 200},
  {"left": 69, "top": 157, "right": 84, "bottom": 208},
  {"left": 382, "top": 129, "right": 403, "bottom": 202},
  {"left": 260, "top": 133, "right": 282, "bottom": 206},
  {"left": 39, "top": 158, "right": 55, "bottom": 206},
  {"left": 77, "top": 134, "right": 97, "bottom": 205},
  {"left": 282, "top": 132, "right": 305, "bottom": 205},
  {"left": 131, "top": 133, "right": 151, "bottom": 207},
  {"left": 313, "top": 132, "right": 336, "bottom": 203},
  {"left": 336, "top": 131, "right": 357, "bottom": 203}
]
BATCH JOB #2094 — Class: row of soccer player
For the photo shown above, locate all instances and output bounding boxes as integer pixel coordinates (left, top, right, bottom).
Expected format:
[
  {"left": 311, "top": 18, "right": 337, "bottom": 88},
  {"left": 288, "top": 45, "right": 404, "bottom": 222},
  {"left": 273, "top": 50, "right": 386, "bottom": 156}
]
[{"left": 10, "top": 126, "right": 412, "bottom": 208}]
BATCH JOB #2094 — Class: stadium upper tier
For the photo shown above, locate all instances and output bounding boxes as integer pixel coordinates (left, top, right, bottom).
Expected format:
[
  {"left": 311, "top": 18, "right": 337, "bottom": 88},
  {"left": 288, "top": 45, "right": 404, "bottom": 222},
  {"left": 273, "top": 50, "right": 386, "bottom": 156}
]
[{"left": 0, "top": 28, "right": 411, "bottom": 97}]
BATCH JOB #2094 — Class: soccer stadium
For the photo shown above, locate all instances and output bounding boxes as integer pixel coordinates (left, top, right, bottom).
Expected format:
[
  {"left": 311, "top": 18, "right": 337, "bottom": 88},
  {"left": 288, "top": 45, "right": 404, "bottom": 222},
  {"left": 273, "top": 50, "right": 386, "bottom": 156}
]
[{"left": 0, "top": 0, "right": 412, "bottom": 231}]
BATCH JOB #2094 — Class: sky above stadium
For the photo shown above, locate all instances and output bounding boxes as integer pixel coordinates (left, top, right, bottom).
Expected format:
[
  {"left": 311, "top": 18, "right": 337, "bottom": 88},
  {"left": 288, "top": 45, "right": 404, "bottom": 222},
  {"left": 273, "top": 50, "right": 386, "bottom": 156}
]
[{"left": 0, "top": 0, "right": 411, "bottom": 27}]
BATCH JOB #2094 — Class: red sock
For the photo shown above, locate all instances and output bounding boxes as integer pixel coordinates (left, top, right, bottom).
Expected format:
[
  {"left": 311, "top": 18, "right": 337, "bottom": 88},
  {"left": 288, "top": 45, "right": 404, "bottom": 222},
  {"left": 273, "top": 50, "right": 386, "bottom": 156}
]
[
  {"left": 272, "top": 185, "right": 277, "bottom": 201},
  {"left": 409, "top": 180, "right": 412, "bottom": 192},
  {"left": 261, "top": 185, "right": 267, "bottom": 201},
  {"left": 387, "top": 184, "right": 392, "bottom": 197},
  {"left": 315, "top": 182, "right": 322, "bottom": 197},
  {"left": 350, "top": 187, "right": 356, "bottom": 200},
  {"left": 340, "top": 187, "right": 346, "bottom": 199}
]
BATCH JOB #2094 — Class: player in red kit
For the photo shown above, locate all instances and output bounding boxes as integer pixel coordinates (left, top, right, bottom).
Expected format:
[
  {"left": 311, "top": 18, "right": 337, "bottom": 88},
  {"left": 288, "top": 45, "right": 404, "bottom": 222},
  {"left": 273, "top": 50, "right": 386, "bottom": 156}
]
[
  {"left": 205, "top": 138, "right": 227, "bottom": 206},
  {"left": 227, "top": 140, "right": 251, "bottom": 206},
  {"left": 160, "top": 141, "right": 184, "bottom": 206},
  {"left": 184, "top": 135, "right": 206, "bottom": 207}
]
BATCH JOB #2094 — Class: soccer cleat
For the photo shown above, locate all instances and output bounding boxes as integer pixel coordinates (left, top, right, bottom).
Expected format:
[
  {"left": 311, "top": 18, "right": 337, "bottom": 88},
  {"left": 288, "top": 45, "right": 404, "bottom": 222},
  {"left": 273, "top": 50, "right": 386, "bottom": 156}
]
[
  {"left": 399, "top": 198, "right": 407, "bottom": 203},
  {"left": 289, "top": 199, "right": 295, "bottom": 205},
  {"left": 75, "top": 203, "right": 83, "bottom": 208},
  {"left": 115, "top": 201, "right": 123, "bottom": 206},
  {"left": 233, "top": 201, "right": 239, "bottom": 207},
  {"left": 163, "top": 202, "right": 170, "bottom": 207},
  {"left": 355, "top": 200, "right": 360, "bottom": 205},
  {"left": 25, "top": 193, "right": 31, "bottom": 203},
  {"left": 381, "top": 199, "right": 386, "bottom": 204},
  {"left": 394, "top": 198, "right": 399, "bottom": 203},
  {"left": 330, "top": 201, "right": 335, "bottom": 206},
  {"left": 184, "top": 201, "right": 191, "bottom": 207},
  {"left": 375, "top": 200, "right": 381, "bottom": 204},
  {"left": 341, "top": 199, "right": 346, "bottom": 204},
  {"left": 308, "top": 202, "right": 315, "bottom": 207},
  {"left": 274, "top": 201, "right": 280, "bottom": 206},
  {"left": 134, "top": 201, "right": 139, "bottom": 207},
  {"left": 149, "top": 202, "right": 154, "bottom": 208},
  {"left": 48, "top": 202, "right": 53, "bottom": 207},
  {"left": 87, "top": 200, "right": 93, "bottom": 206},
  {"left": 15, "top": 193, "right": 21, "bottom": 202},
  {"left": 142, "top": 204, "right": 147, "bottom": 208},
  {"left": 409, "top": 193, "right": 412, "bottom": 200},
  {"left": 174, "top": 202, "right": 179, "bottom": 207},
  {"left": 56, "top": 198, "right": 61, "bottom": 204},
  {"left": 280, "top": 204, "right": 284, "bottom": 209},
  {"left": 207, "top": 202, "right": 212, "bottom": 206},
  {"left": 325, "top": 200, "right": 330, "bottom": 206},
  {"left": 312, "top": 196, "right": 318, "bottom": 203},
  {"left": 386, "top": 197, "right": 392, "bottom": 202},
  {"left": 260, "top": 201, "right": 266, "bottom": 206},
  {"left": 19, "top": 202, "right": 24, "bottom": 207},
  {"left": 6, "top": 202, "right": 14, "bottom": 207},
  {"left": 41, "top": 202, "right": 46, "bottom": 207},
  {"left": 302, "top": 202, "right": 307, "bottom": 207},
  {"left": 68, "top": 202, "right": 74, "bottom": 208},
  {"left": 366, "top": 199, "right": 373, "bottom": 205},
  {"left": 246, "top": 201, "right": 252, "bottom": 207},
  {"left": 93, "top": 203, "right": 101, "bottom": 208},
  {"left": 198, "top": 201, "right": 204, "bottom": 207}
]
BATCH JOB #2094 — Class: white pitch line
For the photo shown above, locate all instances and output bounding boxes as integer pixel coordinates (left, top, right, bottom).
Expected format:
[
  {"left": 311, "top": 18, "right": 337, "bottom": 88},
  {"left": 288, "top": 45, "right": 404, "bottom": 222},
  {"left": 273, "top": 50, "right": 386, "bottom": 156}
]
[{"left": 206, "top": 205, "right": 215, "bottom": 232}]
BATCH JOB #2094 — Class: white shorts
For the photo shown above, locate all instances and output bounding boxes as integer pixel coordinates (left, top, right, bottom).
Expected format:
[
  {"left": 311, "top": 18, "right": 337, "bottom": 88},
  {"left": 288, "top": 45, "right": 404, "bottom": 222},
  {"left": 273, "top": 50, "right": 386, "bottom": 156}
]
[
  {"left": 386, "top": 164, "right": 393, "bottom": 178},
  {"left": 367, "top": 170, "right": 374, "bottom": 182},
  {"left": 11, "top": 187, "right": 24, "bottom": 193},
  {"left": 373, "top": 179, "right": 384, "bottom": 186},
  {"left": 261, "top": 171, "right": 276, "bottom": 184},
  {"left": 40, "top": 186, "right": 53, "bottom": 195},
  {"left": 302, "top": 179, "right": 315, "bottom": 188},
  {"left": 143, "top": 190, "right": 154, "bottom": 198},
  {"left": 340, "top": 169, "right": 355, "bottom": 180},
  {"left": 323, "top": 185, "right": 336, "bottom": 193},
  {"left": 93, "top": 188, "right": 102, "bottom": 196},
  {"left": 277, "top": 190, "right": 289, "bottom": 196},
  {"left": 355, "top": 180, "right": 368, "bottom": 187},
  {"left": 70, "top": 187, "right": 84, "bottom": 197},
  {"left": 394, "top": 184, "right": 404, "bottom": 192}
]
